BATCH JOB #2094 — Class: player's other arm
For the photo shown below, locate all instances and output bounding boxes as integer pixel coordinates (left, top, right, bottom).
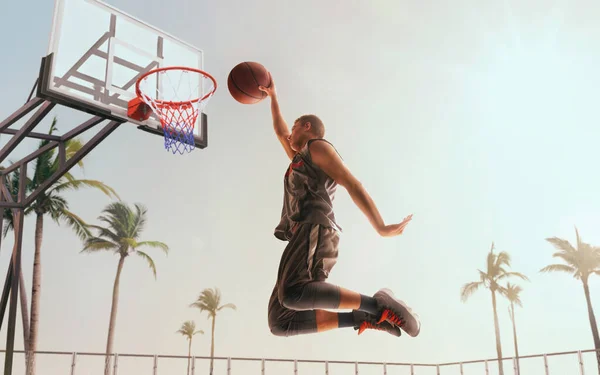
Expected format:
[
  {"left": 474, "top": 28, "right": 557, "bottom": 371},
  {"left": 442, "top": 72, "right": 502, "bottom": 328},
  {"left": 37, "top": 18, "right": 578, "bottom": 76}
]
[
  {"left": 309, "top": 141, "right": 412, "bottom": 237},
  {"left": 259, "top": 78, "right": 295, "bottom": 160}
]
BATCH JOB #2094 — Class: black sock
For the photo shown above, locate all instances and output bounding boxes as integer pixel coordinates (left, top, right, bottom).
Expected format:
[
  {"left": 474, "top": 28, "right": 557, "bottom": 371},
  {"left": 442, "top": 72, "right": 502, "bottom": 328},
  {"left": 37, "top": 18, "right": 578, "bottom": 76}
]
[
  {"left": 337, "top": 312, "right": 357, "bottom": 328},
  {"left": 358, "top": 294, "right": 380, "bottom": 316}
]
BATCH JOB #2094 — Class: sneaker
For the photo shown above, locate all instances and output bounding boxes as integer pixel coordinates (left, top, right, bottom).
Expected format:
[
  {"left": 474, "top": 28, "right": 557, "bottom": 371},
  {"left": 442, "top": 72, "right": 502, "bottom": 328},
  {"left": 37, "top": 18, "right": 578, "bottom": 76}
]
[
  {"left": 373, "top": 288, "right": 421, "bottom": 337},
  {"left": 352, "top": 311, "right": 401, "bottom": 337}
]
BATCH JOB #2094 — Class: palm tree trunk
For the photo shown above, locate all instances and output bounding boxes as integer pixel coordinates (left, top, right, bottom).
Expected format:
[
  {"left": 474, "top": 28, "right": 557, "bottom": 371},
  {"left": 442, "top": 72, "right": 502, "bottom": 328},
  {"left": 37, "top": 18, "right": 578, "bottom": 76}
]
[
  {"left": 104, "top": 255, "right": 126, "bottom": 375},
  {"left": 509, "top": 303, "right": 521, "bottom": 375},
  {"left": 28, "top": 212, "right": 44, "bottom": 375},
  {"left": 20, "top": 268, "right": 31, "bottom": 374},
  {"left": 187, "top": 338, "right": 192, "bottom": 375},
  {"left": 582, "top": 280, "right": 600, "bottom": 374},
  {"left": 491, "top": 290, "right": 505, "bottom": 375},
  {"left": 210, "top": 315, "right": 216, "bottom": 375}
]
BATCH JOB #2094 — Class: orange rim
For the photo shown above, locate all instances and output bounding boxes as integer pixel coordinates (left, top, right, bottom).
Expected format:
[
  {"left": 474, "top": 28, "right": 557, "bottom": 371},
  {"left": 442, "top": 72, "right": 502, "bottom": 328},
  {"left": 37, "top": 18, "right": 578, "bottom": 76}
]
[{"left": 135, "top": 66, "right": 217, "bottom": 106}]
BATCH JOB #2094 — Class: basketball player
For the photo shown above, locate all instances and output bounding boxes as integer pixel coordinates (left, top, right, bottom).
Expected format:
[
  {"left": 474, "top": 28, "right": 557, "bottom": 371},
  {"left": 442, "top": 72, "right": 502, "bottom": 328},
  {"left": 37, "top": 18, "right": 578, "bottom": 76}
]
[{"left": 258, "top": 80, "right": 421, "bottom": 338}]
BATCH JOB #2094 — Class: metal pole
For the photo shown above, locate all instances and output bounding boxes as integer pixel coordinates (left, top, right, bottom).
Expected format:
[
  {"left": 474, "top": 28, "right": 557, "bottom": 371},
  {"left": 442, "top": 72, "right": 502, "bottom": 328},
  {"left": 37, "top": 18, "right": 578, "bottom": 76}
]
[
  {"left": 355, "top": 361, "right": 358, "bottom": 375},
  {"left": 70, "top": 353, "right": 77, "bottom": 375},
  {"left": 543, "top": 354, "right": 549, "bottom": 375},
  {"left": 261, "top": 359, "right": 265, "bottom": 375},
  {"left": 459, "top": 362, "right": 464, "bottom": 375},
  {"left": 485, "top": 360, "right": 489, "bottom": 375},
  {"left": 227, "top": 357, "right": 231, "bottom": 375},
  {"left": 578, "top": 351, "right": 585, "bottom": 375},
  {"left": 3, "top": 164, "right": 26, "bottom": 375},
  {"left": 382, "top": 363, "right": 386, "bottom": 375},
  {"left": 0, "top": 101, "right": 54, "bottom": 163},
  {"left": 112, "top": 354, "right": 118, "bottom": 375},
  {"left": 0, "top": 261, "right": 13, "bottom": 329},
  {"left": 152, "top": 355, "right": 157, "bottom": 375},
  {"left": 294, "top": 359, "right": 298, "bottom": 375},
  {"left": 410, "top": 364, "right": 414, "bottom": 375},
  {"left": 325, "top": 361, "right": 329, "bottom": 375},
  {"left": 437, "top": 364, "right": 440, "bottom": 375},
  {"left": 0, "top": 97, "right": 44, "bottom": 133},
  {"left": 513, "top": 357, "right": 517, "bottom": 375},
  {"left": 191, "top": 357, "right": 195, "bottom": 375}
]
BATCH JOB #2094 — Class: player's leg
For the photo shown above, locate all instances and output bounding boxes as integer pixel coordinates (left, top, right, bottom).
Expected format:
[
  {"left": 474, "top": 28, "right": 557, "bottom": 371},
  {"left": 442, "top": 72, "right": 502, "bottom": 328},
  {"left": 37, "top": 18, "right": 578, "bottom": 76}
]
[
  {"left": 268, "top": 285, "right": 401, "bottom": 337},
  {"left": 283, "top": 282, "right": 420, "bottom": 337},
  {"left": 268, "top": 223, "right": 398, "bottom": 337},
  {"left": 277, "top": 223, "right": 420, "bottom": 337}
]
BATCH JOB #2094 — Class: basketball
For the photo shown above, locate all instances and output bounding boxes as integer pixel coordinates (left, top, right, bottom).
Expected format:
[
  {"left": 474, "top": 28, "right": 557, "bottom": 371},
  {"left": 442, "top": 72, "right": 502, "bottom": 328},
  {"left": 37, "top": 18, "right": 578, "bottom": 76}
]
[{"left": 227, "top": 62, "right": 272, "bottom": 104}]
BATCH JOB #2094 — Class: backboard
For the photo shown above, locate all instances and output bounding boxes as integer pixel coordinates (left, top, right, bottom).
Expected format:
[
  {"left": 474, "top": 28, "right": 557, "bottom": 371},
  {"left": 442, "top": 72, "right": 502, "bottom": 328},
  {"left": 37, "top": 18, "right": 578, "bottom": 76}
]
[{"left": 38, "top": 0, "right": 212, "bottom": 148}]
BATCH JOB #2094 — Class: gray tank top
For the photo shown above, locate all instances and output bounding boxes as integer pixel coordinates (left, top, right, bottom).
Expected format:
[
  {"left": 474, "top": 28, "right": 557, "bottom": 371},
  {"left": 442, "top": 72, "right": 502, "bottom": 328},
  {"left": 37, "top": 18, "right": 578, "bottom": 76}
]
[{"left": 274, "top": 139, "right": 343, "bottom": 241}]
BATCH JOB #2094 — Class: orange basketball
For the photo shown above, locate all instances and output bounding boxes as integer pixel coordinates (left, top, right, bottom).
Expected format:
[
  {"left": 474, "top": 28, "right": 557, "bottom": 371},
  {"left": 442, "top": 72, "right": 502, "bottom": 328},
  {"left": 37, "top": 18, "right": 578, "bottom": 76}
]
[{"left": 227, "top": 62, "right": 272, "bottom": 104}]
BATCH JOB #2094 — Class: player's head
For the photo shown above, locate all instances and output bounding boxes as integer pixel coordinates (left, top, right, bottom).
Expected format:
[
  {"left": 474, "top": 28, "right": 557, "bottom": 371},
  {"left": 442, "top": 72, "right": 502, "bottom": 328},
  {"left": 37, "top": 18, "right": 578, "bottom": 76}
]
[{"left": 288, "top": 114, "right": 325, "bottom": 151}]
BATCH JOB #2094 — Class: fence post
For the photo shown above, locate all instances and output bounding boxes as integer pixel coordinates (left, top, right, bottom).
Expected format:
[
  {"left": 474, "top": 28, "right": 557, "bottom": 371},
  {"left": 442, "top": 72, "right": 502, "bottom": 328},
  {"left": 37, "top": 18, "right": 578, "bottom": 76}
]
[
  {"left": 112, "top": 354, "right": 118, "bottom": 375},
  {"left": 513, "top": 357, "right": 517, "bottom": 375},
  {"left": 410, "top": 364, "right": 414, "bottom": 375},
  {"left": 294, "top": 360, "right": 298, "bottom": 375},
  {"left": 152, "top": 355, "right": 158, "bottom": 375},
  {"left": 484, "top": 360, "right": 489, "bottom": 375},
  {"left": 459, "top": 362, "right": 464, "bottom": 375},
  {"left": 382, "top": 363, "right": 387, "bottom": 375},
  {"left": 325, "top": 361, "right": 329, "bottom": 375},
  {"left": 355, "top": 361, "right": 359, "bottom": 375},
  {"left": 543, "top": 354, "right": 549, "bottom": 375},
  {"left": 191, "top": 357, "right": 196, "bottom": 375},
  {"left": 70, "top": 352, "right": 77, "bottom": 375},
  {"left": 437, "top": 364, "right": 440, "bottom": 375},
  {"left": 261, "top": 358, "right": 265, "bottom": 375},
  {"left": 578, "top": 351, "right": 585, "bottom": 375}
]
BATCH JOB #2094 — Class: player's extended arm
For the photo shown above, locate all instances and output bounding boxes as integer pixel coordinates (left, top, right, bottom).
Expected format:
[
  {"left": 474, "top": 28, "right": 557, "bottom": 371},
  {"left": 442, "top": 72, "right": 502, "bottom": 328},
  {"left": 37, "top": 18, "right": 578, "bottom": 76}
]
[
  {"left": 259, "top": 80, "right": 295, "bottom": 160},
  {"left": 309, "top": 140, "right": 412, "bottom": 237}
]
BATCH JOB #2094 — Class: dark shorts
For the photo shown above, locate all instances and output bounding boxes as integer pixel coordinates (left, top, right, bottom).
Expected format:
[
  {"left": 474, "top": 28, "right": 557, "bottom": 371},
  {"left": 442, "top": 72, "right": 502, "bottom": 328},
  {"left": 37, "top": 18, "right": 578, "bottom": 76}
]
[{"left": 268, "top": 222, "right": 340, "bottom": 335}]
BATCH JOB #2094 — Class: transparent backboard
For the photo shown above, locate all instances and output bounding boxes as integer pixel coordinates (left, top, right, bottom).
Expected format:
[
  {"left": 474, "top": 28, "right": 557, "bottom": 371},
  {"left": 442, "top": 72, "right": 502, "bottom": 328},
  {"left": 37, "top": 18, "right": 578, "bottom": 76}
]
[{"left": 41, "top": 0, "right": 210, "bottom": 147}]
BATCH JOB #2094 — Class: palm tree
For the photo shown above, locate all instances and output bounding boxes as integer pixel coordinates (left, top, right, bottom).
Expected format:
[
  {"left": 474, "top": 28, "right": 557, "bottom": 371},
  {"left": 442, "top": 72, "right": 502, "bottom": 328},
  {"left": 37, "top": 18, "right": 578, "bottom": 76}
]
[
  {"left": 177, "top": 320, "right": 204, "bottom": 375},
  {"left": 25, "top": 118, "right": 119, "bottom": 374},
  {"left": 190, "top": 288, "right": 236, "bottom": 375},
  {"left": 503, "top": 282, "right": 523, "bottom": 375},
  {"left": 80, "top": 201, "right": 169, "bottom": 375},
  {"left": 460, "top": 242, "right": 528, "bottom": 375},
  {"left": 540, "top": 227, "right": 600, "bottom": 373}
]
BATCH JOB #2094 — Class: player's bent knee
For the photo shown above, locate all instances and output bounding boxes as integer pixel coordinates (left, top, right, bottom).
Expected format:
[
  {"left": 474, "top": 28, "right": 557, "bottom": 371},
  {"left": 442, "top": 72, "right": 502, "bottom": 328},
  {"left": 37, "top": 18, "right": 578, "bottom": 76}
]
[
  {"left": 268, "top": 322, "right": 289, "bottom": 337},
  {"left": 280, "top": 282, "right": 341, "bottom": 311},
  {"left": 280, "top": 289, "right": 306, "bottom": 311}
]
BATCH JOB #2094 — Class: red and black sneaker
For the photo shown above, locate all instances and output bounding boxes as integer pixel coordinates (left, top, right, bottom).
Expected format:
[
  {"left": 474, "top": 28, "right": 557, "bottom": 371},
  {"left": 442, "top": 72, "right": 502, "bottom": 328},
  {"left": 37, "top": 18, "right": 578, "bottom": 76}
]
[
  {"left": 353, "top": 312, "right": 401, "bottom": 337},
  {"left": 374, "top": 288, "right": 421, "bottom": 337}
]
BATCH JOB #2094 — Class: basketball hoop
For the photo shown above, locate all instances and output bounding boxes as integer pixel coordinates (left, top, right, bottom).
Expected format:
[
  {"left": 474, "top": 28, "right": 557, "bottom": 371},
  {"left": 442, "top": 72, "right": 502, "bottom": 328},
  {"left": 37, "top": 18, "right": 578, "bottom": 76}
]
[{"left": 128, "top": 66, "right": 217, "bottom": 154}]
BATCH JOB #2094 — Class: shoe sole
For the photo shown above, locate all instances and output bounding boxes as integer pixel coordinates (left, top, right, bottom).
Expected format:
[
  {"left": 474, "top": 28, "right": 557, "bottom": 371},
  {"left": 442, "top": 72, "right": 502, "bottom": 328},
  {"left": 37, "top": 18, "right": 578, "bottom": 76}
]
[{"left": 375, "top": 288, "right": 421, "bottom": 337}]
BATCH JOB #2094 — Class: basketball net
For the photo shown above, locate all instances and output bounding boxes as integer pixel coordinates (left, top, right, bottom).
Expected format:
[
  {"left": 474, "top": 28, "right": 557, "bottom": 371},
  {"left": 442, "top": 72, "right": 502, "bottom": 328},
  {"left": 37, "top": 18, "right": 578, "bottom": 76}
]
[{"left": 136, "top": 67, "right": 217, "bottom": 154}]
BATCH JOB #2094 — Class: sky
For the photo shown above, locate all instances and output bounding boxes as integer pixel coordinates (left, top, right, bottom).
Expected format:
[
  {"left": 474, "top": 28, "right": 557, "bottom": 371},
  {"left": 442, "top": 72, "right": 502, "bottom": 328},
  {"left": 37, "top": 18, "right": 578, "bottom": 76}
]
[{"left": 1, "top": 0, "right": 600, "bottom": 374}]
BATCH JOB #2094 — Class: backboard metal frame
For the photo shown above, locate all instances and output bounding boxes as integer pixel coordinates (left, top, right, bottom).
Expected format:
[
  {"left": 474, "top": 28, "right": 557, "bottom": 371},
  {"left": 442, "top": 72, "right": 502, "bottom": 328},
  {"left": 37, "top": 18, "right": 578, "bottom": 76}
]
[
  {"left": 40, "top": 0, "right": 210, "bottom": 149},
  {"left": 36, "top": 53, "right": 208, "bottom": 149}
]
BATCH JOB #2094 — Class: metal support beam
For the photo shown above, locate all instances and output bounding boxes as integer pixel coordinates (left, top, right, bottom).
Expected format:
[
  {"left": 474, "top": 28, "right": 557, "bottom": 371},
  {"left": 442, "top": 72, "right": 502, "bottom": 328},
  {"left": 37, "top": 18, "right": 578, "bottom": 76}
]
[
  {"left": 0, "top": 129, "right": 62, "bottom": 142},
  {"left": 0, "top": 101, "right": 55, "bottom": 164},
  {"left": 3, "top": 163, "right": 27, "bottom": 375},
  {"left": 0, "top": 98, "right": 44, "bottom": 132},
  {"left": 24, "top": 120, "right": 121, "bottom": 206}
]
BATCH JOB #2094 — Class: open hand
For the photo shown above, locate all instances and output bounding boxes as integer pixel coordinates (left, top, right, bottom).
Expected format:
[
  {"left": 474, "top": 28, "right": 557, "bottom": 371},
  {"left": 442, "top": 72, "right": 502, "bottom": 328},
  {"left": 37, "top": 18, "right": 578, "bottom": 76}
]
[{"left": 377, "top": 214, "right": 413, "bottom": 237}]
